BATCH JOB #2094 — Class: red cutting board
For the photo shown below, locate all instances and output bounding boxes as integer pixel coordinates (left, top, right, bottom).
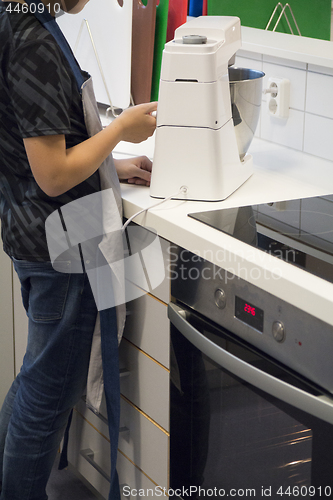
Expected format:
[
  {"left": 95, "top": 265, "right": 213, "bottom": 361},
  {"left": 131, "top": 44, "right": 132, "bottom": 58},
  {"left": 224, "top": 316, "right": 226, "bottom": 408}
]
[
  {"left": 166, "top": 0, "right": 188, "bottom": 42},
  {"left": 131, "top": 0, "right": 157, "bottom": 104}
]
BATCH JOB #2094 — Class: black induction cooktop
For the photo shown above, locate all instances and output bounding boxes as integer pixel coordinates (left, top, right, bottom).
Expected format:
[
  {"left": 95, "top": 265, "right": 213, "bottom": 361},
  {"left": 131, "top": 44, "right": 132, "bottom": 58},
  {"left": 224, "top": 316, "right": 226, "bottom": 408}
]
[{"left": 188, "top": 194, "right": 333, "bottom": 284}]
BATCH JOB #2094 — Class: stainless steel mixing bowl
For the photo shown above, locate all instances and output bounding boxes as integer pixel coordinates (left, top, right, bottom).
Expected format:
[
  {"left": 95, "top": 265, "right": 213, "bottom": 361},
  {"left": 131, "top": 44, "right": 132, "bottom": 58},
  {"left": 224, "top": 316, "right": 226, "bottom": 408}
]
[{"left": 228, "top": 67, "right": 265, "bottom": 160}]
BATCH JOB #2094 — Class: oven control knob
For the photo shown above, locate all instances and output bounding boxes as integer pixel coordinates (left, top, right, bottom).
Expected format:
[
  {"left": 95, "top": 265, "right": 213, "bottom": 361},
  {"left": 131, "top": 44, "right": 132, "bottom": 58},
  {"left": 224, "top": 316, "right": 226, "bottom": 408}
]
[
  {"left": 272, "top": 321, "right": 285, "bottom": 343},
  {"left": 214, "top": 288, "right": 226, "bottom": 309}
]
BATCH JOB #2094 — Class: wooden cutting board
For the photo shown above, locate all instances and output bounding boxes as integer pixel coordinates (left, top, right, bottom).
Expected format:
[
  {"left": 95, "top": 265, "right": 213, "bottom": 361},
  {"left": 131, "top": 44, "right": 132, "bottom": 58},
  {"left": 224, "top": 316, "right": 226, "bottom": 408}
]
[
  {"left": 57, "top": 0, "right": 133, "bottom": 110},
  {"left": 131, "top": 0, "right": 157, "bottom": 104}
]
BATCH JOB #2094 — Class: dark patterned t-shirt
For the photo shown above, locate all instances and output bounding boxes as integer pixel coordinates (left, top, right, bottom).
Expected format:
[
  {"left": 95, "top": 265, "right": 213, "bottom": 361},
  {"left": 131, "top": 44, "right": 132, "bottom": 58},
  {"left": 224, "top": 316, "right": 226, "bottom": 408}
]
[{"left": 0, "top": 2, "right": 101, "bottom": 261}]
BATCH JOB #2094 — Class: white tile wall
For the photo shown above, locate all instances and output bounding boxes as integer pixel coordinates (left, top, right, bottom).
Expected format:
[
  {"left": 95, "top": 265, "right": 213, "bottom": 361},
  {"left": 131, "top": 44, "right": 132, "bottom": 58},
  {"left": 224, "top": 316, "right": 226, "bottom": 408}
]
[
  {"left": 306, "top": 71, "right": 333, "bottom": 119},
  {"left": 308, "top": 64, "right": 333, "bottom": 77},
  {"left": 304, "top": 113, "right": 333, "bottom": 161},
  {"left": 236, "top": 49, "right": 262, "bottom": 62},
  {"left": 235, "top": 51, "right": 333, "bottom": 163},
  {"left": 261, "top": 107, "right": 304, "bottom": 150},
  {"left": 263, "top": 54, "right": 307, "bottom": 71}
]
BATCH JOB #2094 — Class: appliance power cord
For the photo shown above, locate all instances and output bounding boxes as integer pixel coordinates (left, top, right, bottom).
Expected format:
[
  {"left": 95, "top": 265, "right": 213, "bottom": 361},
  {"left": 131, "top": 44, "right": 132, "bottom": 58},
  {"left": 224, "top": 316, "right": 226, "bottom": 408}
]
[{"left": 122, "top": 186, "right": 188, "bottom": 232}]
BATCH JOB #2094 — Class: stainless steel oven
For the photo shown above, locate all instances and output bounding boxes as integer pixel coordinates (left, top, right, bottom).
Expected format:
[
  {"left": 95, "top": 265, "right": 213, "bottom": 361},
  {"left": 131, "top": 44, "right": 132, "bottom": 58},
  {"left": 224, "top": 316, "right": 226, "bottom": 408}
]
[{"left": 168, "top": 196, "right": 333, "bottom": 500}]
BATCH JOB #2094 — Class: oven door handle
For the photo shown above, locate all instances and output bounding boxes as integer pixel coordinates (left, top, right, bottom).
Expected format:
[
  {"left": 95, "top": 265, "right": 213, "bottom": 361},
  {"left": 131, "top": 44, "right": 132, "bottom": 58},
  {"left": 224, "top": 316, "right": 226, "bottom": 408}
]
[{"left": 168, "top": 302, "right": 333, "bottom": 425}]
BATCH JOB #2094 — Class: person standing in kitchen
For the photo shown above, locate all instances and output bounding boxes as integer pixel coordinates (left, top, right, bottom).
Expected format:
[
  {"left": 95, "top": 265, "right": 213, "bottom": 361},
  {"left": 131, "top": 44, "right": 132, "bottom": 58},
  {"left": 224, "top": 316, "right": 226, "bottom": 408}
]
[{"left": 0, "top": 0, "right": 157, "bottom": 498}]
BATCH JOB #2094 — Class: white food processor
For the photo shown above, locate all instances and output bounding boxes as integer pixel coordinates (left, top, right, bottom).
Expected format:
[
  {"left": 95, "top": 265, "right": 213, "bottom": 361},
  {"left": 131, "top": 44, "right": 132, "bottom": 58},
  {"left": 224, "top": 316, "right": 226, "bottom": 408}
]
[{"left": 150, "top": 16, "right": 264, "bottom": 202}]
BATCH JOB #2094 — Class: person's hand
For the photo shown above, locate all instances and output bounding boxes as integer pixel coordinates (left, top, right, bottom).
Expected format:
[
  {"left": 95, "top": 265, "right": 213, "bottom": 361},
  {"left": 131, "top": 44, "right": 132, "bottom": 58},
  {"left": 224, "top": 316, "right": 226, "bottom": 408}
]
[
  {"left": 114, "top": 102, "right": 157, "bottom": 144},
  {"left": 114, "top": 156, "right": 152, "bottom": 186}
]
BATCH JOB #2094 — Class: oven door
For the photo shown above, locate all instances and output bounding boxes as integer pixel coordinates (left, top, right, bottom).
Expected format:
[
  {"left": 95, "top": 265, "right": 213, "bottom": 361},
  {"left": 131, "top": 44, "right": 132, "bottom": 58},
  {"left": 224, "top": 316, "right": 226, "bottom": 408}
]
[{"left": 168, "top": 302, "right": 333, "bottom": 499}]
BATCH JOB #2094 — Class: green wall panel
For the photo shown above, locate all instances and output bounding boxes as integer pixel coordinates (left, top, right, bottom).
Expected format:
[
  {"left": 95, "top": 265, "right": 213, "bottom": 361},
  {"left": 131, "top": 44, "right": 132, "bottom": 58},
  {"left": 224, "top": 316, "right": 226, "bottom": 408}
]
[{"left": 207, "top": 0, "right": 331, "bottom": 40}]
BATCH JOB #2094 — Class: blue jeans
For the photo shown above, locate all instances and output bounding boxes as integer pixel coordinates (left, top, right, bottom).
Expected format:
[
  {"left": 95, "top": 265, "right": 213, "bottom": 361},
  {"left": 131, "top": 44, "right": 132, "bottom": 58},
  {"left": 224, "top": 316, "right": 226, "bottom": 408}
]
[{"left": 0, "top": 259, "right": 98, "bottom": 500}]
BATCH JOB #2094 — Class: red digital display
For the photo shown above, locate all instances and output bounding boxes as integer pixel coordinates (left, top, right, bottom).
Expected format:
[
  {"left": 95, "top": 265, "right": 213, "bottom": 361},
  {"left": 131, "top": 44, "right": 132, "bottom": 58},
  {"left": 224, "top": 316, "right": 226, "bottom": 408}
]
[
  {"left": 235, "top": 296, "right": 264, "bottom": 332},
  {"left": 244, "top": 303, "right": 256, "bottom": 316}
]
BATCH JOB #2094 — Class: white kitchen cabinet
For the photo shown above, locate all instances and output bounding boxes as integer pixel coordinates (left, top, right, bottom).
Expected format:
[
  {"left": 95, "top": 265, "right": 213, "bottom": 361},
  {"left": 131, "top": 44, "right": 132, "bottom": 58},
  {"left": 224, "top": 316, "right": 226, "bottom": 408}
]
[
  {"left": 67, "top": 234, "right": 171, "bottom": 498},
  {"left": 0, "top": 243, "right": 14, "bottom": 406},
  {"left": 12, "top": 266, "right": 28, "bottom": 374},
  {"left": 68, "top": 404, "right": 165, "bottom": 499},
  {"left": 117, "top": 450, "right": 165, "bottom": 499},
  {"left": 119, "top": 338, "right": 169, "bottom": 430},
  {"left": 118, "top": 397, "right": 168, "bottom": 489},
  {"left": 68, "top": 406, "right": 111, "bottom": 499},
  {"left": 0, "top": 235, "right": 29, "bottom": 407},
  {"left": 123, "top": 293, "right": 170, "bottom": 371}
]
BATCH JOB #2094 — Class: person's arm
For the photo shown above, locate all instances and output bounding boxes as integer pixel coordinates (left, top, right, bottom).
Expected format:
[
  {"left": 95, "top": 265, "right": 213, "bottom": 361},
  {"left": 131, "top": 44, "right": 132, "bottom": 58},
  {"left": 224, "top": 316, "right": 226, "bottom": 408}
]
[{"left": 23, "top": 102, "right": 157, "bottom": 197}]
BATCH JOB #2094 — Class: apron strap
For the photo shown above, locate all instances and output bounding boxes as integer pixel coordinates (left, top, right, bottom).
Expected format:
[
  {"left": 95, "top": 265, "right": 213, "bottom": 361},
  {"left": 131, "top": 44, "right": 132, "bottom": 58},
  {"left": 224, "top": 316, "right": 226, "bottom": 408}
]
[
  {"left": 24, "top": 0, "right": 85, "bottom": 92},
  {"left": 58, "top": 408, "right": 73, "bottom": 470},
  {"left": 100, "top": 307, "right": 121, "bottom": 500}
]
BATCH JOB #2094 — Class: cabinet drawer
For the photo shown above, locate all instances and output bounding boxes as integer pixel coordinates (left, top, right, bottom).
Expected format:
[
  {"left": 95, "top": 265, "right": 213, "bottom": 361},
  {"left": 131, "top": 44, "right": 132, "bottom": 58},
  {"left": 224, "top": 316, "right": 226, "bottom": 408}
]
[
  {"left": 118, "top": 451, "right": 166, "bottom": 499},
  {"left": 124, "top": 225, "right": 170, "bottom": 304},
  {"left": 74, "top": 397, "right": 169, "bottom": 490},
  {"left": 119, "top": 339, "right": 169, "bottom": 431},
  {"left": 68, "top": 408, "right": 168, "bottom": 499},
  {"left": 76, "top": 397, "right": 109, "bottom": 442},
  {"left": 148, "top": 235, "right": 170, "bottom": 304},
  {"left": 123, "top": 293, "right": 169, "bottom": 368},
  {"left": 68, "top": 408, "right": 111, "bottom": 499},
  {"left": 118, "top": 397, "right": 169, "bottom": 490}
]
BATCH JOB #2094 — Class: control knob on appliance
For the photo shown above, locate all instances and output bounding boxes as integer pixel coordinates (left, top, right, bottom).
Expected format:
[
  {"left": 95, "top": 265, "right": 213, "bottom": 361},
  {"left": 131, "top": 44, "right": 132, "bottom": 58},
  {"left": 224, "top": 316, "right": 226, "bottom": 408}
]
[
  {"left": 214, "top": 288, "right": 226, "bottom": 309},
  {"left": 272, "top": 321, "right": 286, "bottom": 343}
]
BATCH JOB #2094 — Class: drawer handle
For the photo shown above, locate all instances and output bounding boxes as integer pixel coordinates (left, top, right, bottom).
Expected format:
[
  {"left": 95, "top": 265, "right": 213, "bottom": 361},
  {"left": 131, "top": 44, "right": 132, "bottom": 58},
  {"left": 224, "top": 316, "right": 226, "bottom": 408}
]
[
  {"left": 80, "top": 448, "right": 110, "bottom": 482},
  {"left": 119, "top": 425, "right": 130, "bottom": 434},
  {"left": 80, "top": 449, "right": 130, "bottom": 497},
  {"left": 94, "top": 412, "right": 129, "bottom": 436},
  {"left": 119, "top": 368, "right": 130, "bottom": 378},
  {"left": 83, "top": 399, "right": 130, "bottom": 435}
]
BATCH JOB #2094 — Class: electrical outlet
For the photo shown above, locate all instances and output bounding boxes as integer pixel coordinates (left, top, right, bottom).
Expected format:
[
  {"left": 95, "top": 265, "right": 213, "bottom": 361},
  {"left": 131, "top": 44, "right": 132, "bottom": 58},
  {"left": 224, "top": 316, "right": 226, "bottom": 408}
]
[{"left": 265, "top": 77, "right": 290, "bottom": 119}]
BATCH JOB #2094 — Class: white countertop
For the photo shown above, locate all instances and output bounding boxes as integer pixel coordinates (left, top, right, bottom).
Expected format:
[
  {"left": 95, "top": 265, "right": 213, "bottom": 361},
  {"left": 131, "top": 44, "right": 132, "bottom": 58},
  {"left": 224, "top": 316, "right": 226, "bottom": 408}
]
[
  {"left": 240, "top": 27, "right": 333, "bottom": 69},
  {"left": 115, "top": 137, "right": 333, "bottom": 325}
]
